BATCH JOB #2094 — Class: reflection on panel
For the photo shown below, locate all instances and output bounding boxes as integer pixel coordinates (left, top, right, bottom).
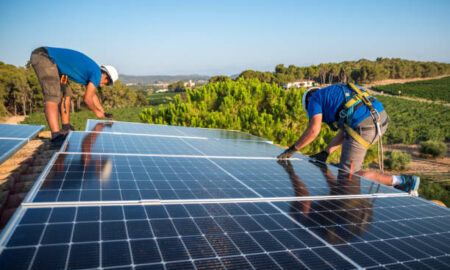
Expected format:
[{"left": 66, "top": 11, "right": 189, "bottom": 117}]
[
  {"left": 0, "top": 202, "right": 354, "bottom": 270},
  {"left": 87, "top": 119, "right": 269, "bottom": 141},
  {"left": 274, "top": 196, "right": 450, "bottom": 269},
  {"left": 31, "top": 154, "right": 259, "bottom": 202},
  {"left": 214, "top": 158, "right": 401, "bottom": 197},
  {"left": 0, "top": 123, "right": 43, "bottom": 138}
]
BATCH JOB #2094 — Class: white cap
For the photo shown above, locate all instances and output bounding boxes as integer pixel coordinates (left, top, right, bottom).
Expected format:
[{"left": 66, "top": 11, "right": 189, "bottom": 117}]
[
  {"left": 100, "top": 65, "right": 119, "bottom": 86},
  {"left": 302, "top": 87, "right": 320, "bottom": 118}
]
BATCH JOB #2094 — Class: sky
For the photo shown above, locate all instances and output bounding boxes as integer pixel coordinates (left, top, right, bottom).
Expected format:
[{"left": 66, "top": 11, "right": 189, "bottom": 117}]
[{"left": 0, "top": 0, "right": 449, "bottom": 76}]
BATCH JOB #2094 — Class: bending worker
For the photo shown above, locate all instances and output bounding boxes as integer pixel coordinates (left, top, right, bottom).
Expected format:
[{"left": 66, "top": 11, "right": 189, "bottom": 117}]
[
  {"left": 278, "top": 83, "right": 420, "bottom": 195},
  {"left": 29, "top": 47, "right": 118, "bottom": 146}
]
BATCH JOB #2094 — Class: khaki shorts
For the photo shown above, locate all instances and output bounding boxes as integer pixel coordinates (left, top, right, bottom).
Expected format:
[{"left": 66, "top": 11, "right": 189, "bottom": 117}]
[
  {"left": 30, "top": 47, "right": 73, "bottom": 103},
  {"left": 339, "top": 110, "right": 389, "bottom": 172}
]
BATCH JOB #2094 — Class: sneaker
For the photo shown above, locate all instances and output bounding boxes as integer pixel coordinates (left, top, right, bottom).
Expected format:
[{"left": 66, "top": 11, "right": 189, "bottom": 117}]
[
  {"left": 394, "top": 175, "right": 420, "bottom": 196},
  {"left": 50, "top": 133, "right": 67, "bottom": 148}
]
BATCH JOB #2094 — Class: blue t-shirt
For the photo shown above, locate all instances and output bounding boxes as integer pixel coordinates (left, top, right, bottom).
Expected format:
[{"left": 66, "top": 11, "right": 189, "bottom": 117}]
[
  {"left": 307, "top": 84, "right": 384, "bottom": 128},
  {"left": 46, "top": 47, "right": 101, "bottom": 87}
]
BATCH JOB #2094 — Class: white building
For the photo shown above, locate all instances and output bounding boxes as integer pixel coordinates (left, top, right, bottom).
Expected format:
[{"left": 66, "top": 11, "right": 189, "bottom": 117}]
[
  {"left": 283, "top": 80, "right": 315, "bottom": 89},
  {"left": 184, "top": 80, "right": 195, "bottom": 88}
]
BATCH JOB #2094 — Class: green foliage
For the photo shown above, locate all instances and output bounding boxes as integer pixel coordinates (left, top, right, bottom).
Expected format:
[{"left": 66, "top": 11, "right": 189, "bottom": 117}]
[
  {"left": 383, "top": 151, "right": 412, "bottom": 171},
  {"left": 141, "top": 78, "right": 337, "bottom": 155},
  {"left": 236, "top": 58, "right": 450, "bottom": 86},
  {"left": 419, "top": 178, "right": 450, "bottom": 207},
  {"left": 376, "top": 95, "right": 450, "bottom": 144},
  {"left": 419, "top": 140, "right": 447, "bottom": 158},
  {"left": 373, "top": 76, "right": 450, "bottom": 102},
  {"left": 209, "top": 76, "right": 231, "bottom": 83},
  {"left": 22, "top": 107, "right": 146, "bottom": 131}
]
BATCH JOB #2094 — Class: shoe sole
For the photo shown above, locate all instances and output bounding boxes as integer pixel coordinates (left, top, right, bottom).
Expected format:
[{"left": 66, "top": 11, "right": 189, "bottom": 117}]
[{"left": 411, "top": 176, "right": 420, "bottom": 197}]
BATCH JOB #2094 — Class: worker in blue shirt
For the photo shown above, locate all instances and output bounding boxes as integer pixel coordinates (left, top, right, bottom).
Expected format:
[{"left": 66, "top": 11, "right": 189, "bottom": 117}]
[
  {"left": 278, "top": 84, "right": 420, "bottom": 195},
  {"left": 29, "top": 47, "right": 118, "bottom": 146}
]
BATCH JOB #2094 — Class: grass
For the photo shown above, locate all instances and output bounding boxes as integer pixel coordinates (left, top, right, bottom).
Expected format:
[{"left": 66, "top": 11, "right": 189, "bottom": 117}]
[
  {"left": 21, "top": 106, "right": 157, "bottom": 131},
  {"left": 373, "top": 76, "right": 450, "bottom": 103}
]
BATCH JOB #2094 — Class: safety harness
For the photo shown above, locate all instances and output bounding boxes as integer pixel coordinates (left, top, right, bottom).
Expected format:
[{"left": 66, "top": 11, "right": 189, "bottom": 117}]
[
  {"left": 60, "top": 74, "right": 69, "bottom": 114},
  {"left": 330, "top": 83, "right": 386, "bottom": 172}
]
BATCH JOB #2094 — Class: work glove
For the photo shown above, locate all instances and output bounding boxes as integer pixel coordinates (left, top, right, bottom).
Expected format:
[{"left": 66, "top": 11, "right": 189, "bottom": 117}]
[
  {"left": 309, "top": 150, "right": 329, "bottom": 162},
  {"left": 104, "top": 113, "right": 113, "bottom": 120},
  {"left": 277, "top": 144, "right": 298, "bottom": 159}
]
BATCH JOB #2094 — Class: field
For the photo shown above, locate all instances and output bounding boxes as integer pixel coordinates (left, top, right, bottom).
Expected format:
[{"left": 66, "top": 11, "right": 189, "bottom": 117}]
[
  {"left": 147, "top": 92, "right": 183, "bottom": 106},
  {"left": 372, "top": 76, "right": 450, "bottom": 102},
  {"left": 376, "top": 95, "right": 450, "bottom": 144}
]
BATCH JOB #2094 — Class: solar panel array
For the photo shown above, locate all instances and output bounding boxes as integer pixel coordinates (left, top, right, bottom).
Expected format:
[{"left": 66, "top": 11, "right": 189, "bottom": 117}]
[
  {"left": 0, "top": 123, "right": 44, "bottom": 164},
  {"left": 1, "top": 120, "right": 449, "bottom": 270}
]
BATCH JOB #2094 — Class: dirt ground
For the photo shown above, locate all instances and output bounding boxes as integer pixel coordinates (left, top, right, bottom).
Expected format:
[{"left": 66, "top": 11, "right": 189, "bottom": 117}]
[
  {"left": 383, "top": 143, "right": 450, "bottom": 181},
  {"left": 0, "top": 115, "right": 26, "bottom": 124},
  {"left": 361, "top": 74, "right": 449, "bottom": 88}
]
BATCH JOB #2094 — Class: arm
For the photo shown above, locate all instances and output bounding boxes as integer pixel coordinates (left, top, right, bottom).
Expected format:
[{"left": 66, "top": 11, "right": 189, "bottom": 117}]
[
  {"left": 324, "top": 129, "right": 345, "bottom": 154},
  {"left": 84, "top": 82, "right": 105, "bottom": 118},
  {"left": 293, "top": 114, "right": 322, "bottom": 150},
  {"left": 278, "top": 114, "right": 322, "bottom": 159}
]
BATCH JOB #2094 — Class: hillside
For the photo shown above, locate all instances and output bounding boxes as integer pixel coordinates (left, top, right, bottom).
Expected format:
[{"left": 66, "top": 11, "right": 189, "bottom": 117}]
[{"left": 120, "top": 74, "right": 210, "bottom": 84}]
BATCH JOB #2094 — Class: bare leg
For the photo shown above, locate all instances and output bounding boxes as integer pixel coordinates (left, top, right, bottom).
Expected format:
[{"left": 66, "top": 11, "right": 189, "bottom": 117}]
[
  {"left": 45, "top": 101, "right": 60, "bottom": 133},
  {"left": 358, "top": 170, "right": 392, "bottom": 186},
  {"left": 60, "top": 96, "right": 71, "bottom": 125}
]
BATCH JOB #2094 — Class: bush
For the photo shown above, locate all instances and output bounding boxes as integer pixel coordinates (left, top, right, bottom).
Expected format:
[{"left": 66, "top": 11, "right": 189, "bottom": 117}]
[
  {"left": 384, "top": 151, "right": 412, "bottom": 171},
  {"left": 420, "top": 140, "right": 447, "bottom": 158}
]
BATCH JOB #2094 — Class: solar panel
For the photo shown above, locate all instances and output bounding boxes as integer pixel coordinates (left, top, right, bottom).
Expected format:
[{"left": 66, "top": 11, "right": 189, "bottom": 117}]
[
  {"left": 86, "top": 119, "right": 269, "bottom": 141},
  {"left": 0, "top": 123, "right": 44, "bottom": 164},
  {"left": 2, "top": 197, "right": 449, "bottom": 270},
  {"left": 28, "top": 154, "right": 400, "bottom": 203},
  {"left": 0, "top": 202, "right": 357, "bottom": 270},
  {"left": 29, "top": 154, "right": 259, "bottom": 203},
  {"left": 64, "top": 131, "right": 282, "bottom": 157},
  {"left": 0, "top": 123, "right": 44, "bottom": 139},
  {"left": 1, "top": 121, "right": 449, "bottom": 270}
]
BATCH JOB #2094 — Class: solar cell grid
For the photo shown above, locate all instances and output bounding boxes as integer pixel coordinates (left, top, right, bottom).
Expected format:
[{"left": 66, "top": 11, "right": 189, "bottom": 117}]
[
  {"left": 1, "top": 202, "right": 358, "bottom": 270},
  {"left": 213, "top": 158, "right": 400, "bottom": 197},
  {"left": 29, "top": 154, "right": 401, "bottom": 204},
  {"left": 30, "top": 154, "right": 261, "bottom": 203},
  {"left": 64, "top": 131, "right": 202, "bottom": 155},
  {"left": 0, "top": 139, "right": 27, "bottom": 164},
  {"left": 273, "top": 196, "right": 450, "bottom": 269},
  {"left": 86, "top": 119, "right": 269, "bottom": 141},
  {"left": 0, "top": 123, "right": 43, "bottom": 139}
]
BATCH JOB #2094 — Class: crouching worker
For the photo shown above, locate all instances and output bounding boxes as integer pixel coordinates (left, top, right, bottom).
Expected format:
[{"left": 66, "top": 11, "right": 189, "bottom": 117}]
[
  {"left": 278, "top": 83, "right": 420, "bottom": 195},
  {"left": 29, "top": 47, "right": 117, "bottom": 146}
]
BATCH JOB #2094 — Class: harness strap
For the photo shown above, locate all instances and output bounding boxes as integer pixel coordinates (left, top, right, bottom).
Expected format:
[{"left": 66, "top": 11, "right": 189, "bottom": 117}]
[
  {"left": 344, "top": 124, "right": 372, "bottom": 149},
  {"left": 60, "top": 74, "right": 68, "bottom": 85}
]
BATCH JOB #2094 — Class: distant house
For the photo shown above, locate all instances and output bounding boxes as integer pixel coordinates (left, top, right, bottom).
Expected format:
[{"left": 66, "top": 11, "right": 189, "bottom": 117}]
[
  {"left": 184, "top": 80, "right": 195, "bottom": 88},
  {"left": 155, "top": 89, "right": 168, "bottom": 93},
  {"left": 283, "top": 80, "right": 315, "bottom": 89}
]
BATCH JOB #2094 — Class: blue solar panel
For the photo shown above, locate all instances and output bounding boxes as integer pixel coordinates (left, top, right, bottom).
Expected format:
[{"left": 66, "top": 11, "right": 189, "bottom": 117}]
[
  {"left": 0, "top": 123, "right": 43, "bottom": 138},
  {"left": 86, "top": 119, "right": 269, "bottom": 141},
  {"left": 0, "top": 139, "right": 27, "bottom": 164},
  {"left": 0, "top": 202, "right": 357, "bottom": 270},
  {"left": 1, "top": 120, "right": 449, "bottom": 269},
  {"left": 64, "top": 131, "right": 283, "bottom": 157},
  {"left": 29, "top": 154, "right": 399, "bottom": 203},
  {"left": 2, "top": 197, "right": 449, "bottom": 270},
  {"left": 0, "top": 123, "right": 43, "bottom": 165}
]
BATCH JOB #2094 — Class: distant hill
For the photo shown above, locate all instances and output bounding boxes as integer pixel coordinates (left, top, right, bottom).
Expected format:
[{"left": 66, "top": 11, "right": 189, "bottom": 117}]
[{"left": 120, "top": 74, "right": 210, "bottom": 84}]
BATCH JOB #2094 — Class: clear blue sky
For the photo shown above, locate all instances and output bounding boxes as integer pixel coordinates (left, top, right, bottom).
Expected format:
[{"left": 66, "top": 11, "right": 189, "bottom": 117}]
[{"left": 1, "top": 0, "right": 449, "bottom": 75}]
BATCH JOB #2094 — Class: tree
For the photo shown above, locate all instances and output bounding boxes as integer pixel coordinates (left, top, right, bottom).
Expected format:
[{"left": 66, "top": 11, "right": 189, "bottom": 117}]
[
  {"left": 168, "top": 81, "right": 186, "bottom": 92},
  {"left": 209, "top": 75, "right": 230, "bottom": 83}
]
